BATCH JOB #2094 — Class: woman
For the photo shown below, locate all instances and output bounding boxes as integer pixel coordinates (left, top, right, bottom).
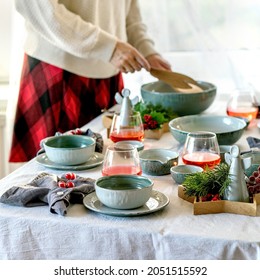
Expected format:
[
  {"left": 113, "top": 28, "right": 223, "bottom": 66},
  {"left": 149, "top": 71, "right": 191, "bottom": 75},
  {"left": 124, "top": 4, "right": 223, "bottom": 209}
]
[{"left": 9, "top": 0, "right": 171, "bottom": 162}]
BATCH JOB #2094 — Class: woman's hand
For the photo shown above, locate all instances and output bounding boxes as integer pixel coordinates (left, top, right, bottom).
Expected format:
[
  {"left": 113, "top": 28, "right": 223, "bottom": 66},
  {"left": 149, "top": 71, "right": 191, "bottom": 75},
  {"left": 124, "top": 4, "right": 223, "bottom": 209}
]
[
  {"left": 110, "top": 41, "right": 150, "bottom": 73},
  {"left": 146, "top": 54, "right": 172, "bottom": 71}
]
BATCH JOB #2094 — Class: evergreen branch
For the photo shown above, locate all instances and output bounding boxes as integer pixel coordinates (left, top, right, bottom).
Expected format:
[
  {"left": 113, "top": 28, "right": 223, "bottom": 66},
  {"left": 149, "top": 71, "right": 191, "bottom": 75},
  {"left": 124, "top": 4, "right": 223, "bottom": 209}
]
[{"left": 182, "top": 163, "right": 230, "bottom": 198}]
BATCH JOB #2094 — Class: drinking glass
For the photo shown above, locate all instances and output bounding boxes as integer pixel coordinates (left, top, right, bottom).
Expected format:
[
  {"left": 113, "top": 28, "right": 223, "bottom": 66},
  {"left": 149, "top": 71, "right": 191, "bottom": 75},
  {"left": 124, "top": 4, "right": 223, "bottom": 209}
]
[
  {"left": 109, "top": 111, "right": 144, "bottom": 142},
  {"left": 182, "top": 131, "right": 221, "bottom": 169},
  {"left": 226, "top": 88, "right": 259, "bottom": 123},
  {"left": 102, "top": 142, "right": 142, "bottom": 176}
]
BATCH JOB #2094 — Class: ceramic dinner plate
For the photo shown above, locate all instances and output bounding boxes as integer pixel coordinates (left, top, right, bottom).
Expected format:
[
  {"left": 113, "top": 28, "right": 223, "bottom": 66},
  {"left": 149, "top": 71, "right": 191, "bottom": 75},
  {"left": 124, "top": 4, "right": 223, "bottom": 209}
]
[
  {"left": 83, "top": 190, "right": 169, "bottom": 217},
  {"left": 36, "top": 152, "right": 104, "bottom": 170}
]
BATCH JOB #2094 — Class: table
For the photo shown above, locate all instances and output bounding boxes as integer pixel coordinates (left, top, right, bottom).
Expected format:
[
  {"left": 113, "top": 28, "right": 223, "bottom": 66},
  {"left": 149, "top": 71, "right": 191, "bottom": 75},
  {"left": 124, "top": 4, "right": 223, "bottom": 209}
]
[{"left": 1, "top": 96, "right": 260, "bottom": 260}]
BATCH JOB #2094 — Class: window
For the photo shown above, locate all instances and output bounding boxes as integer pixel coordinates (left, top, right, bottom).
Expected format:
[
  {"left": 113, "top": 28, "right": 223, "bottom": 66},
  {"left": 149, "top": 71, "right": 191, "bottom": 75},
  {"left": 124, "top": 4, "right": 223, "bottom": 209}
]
[
  {"left": 139, "top": 0, "right": 260, "bottom": 52},
  {"left": 0, "top": 2, "right": 13, "bottom": 83},
  {"left": 124, "top": 0, "right": 260, "bottom": 96}
]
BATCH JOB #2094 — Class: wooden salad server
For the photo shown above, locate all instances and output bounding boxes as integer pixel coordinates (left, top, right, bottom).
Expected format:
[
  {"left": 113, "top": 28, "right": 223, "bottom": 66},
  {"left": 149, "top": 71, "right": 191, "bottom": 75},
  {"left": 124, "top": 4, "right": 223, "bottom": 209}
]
[{"left": 150, "top": 68, "right": 203, "bottom": 93}]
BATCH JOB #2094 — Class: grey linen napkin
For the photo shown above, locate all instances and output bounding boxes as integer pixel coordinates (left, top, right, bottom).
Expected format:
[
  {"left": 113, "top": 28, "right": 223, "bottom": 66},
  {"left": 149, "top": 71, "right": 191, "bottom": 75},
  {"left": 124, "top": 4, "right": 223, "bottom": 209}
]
[
  {"left": 247, "top": 136, "right": 260, "bottom": 150},
  {"left": 0, "top": 172, "right": 95, "bottom": 216}
]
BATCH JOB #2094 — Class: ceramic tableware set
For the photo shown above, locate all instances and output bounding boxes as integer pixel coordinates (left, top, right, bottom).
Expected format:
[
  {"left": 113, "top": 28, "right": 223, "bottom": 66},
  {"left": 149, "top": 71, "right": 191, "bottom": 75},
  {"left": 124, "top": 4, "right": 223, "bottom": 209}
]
[
  {"left": 36, "top": 134, "right": 104, "bottom": 170},
  {"left": 83, "top": 140, "right": 170, "bottom": 216}
]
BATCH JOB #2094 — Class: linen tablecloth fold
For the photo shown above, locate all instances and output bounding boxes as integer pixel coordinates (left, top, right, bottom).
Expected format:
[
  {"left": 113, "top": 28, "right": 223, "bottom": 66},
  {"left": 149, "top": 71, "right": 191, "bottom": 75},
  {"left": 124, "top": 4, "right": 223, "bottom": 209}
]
[{"left": 0, "top": 172, "right": 95, "bottom": 216}]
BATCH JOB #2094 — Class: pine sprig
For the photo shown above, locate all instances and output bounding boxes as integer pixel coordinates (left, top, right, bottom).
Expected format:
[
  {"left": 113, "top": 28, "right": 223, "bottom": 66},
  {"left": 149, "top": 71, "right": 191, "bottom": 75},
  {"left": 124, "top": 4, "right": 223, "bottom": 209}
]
[{"left": 182, "top": 163, "right": 231, "bottom": 198}]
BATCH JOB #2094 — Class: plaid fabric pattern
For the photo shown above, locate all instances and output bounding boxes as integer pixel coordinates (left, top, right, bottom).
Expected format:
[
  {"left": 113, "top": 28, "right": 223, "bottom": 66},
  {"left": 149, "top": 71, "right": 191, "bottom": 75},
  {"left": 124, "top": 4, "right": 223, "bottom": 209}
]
[{"left": 9, "top": 54, "right": 124, "bottom": 162}]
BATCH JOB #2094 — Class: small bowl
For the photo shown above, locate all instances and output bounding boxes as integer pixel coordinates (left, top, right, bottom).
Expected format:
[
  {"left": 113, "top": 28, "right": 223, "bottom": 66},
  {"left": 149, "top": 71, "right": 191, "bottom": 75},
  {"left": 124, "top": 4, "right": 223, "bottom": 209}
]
[
  {"left": 170, "top": 165, "right": 203, "bottom": 184},
  {"left": 139, "top": 149, "right": 179, "bottom": 175},
  {"left": 43, "top": 135, "right": 96, "bottom": 165},
  {"left": 169, "top": 115, "right": 246, "bottom": 145},
  {"left": 116, "top": 140, "right": 144, "bottom": 151},
  {"left": 95, "top": 175, "right": 153, "bottom": 209}
]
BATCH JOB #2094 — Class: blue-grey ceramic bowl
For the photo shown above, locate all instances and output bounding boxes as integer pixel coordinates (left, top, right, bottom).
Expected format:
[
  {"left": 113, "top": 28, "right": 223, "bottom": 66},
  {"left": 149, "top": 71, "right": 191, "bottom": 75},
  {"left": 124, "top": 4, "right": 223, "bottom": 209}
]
[
  {"left": 169, "top": 115, "right": 246, "bottom": 145},
  {"left": 43, "top": 135, "right": 96, "bottom": 165},
  {"left": 141, "top": 81, "right": 216, "bottom": 116},
  {"left": 95, "top": 175, "right": 153, "bottom": 209},
  {"left": 139, "top": 149, "right": 179, "bottom": 176},
  {"left": 116, "top": 140, "right": 144, "bottom": 151},
  {"left": 170, "top": 164, "right": 203, "bottom": 184}
]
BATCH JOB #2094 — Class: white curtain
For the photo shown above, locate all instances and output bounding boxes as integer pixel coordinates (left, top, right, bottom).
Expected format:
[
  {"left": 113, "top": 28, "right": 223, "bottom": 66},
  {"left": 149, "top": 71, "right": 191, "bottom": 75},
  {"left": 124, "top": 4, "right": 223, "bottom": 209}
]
[
  {"left": 5, "top": 6, "right": 25, "bottom": 174},
  {"left": 5, "top": 0, "right": 260, "bottom": 175},
  {"left": 125, "top": 0, "right": 260, "bottom": 98}
]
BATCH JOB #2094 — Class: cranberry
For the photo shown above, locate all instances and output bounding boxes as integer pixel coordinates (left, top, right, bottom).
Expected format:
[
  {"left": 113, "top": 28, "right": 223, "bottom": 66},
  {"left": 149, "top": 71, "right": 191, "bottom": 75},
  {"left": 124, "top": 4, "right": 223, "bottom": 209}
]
[
  {"left": 211, "top": 194, "right": 220, "bottom": 201},
  {"left": 144, "top": 114, "right": 152, "bottom": 123},
  {"left": 249, "top": 176, "right": 256, "bottom": 183},
  {"left": 65, "top": 172, "right": 76, "bottom": 180},
  {"left": 58, "top": 181, "right": 66, "bottom": 188},
  {"left": 66, "top": 181, "right": 75, "bottom": 188},
  {"left": 75, "top": 129, "right": 82, "bottom": 135}
]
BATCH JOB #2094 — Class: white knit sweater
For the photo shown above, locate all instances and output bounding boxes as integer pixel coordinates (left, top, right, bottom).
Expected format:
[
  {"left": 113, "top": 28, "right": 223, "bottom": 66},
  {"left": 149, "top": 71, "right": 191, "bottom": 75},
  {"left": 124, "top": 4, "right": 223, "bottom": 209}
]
[{"left": 15, "top": 0, "right": 157, "bottom": 78}]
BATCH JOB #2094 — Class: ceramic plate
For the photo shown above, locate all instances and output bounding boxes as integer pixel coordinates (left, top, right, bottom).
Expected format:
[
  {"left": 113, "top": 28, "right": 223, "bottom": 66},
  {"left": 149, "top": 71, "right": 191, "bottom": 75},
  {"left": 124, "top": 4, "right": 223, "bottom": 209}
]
[
  {"left": 36, "top": 152, "right": 104, "bottom": 170},
  {"left": 83, "top": 190, "right": 169, "bottom": 217}
]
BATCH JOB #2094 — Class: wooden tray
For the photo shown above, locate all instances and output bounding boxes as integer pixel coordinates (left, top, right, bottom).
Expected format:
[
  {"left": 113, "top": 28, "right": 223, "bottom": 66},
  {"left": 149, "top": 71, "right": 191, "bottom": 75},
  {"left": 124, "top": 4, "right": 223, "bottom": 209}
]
[{"left": 178, "top": 185, "right": 260, "bottom": 216}]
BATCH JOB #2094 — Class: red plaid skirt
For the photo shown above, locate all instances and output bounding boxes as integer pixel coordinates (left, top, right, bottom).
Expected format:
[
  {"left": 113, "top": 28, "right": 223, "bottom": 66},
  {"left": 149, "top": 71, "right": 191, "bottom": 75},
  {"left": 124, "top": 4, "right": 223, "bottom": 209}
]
[{"left": 9, "top": 54, "right": 124, "bottom": 162}]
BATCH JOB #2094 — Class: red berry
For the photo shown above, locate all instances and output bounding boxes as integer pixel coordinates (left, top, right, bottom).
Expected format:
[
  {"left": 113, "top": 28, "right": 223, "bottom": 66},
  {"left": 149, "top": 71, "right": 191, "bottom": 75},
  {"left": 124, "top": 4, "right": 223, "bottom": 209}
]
[
  {"left": 143, "top": 123, "right": 148, "bottom": 130},
  {"left": 75, "top": 129, "right": 82, "bottom": 135},
  {"left": 144, "top": 114, "right": 152, "bottom": 123},
  {"left": 58, "top": 181, "right": 66, "bottom": 188},
  {"left": 211, "top": 194, "right": 220, "bottom": 201},
  {"left": 206, "top": 193, "right": 213, "bottom": 200},
  {"left": 253, "top": 171, "right": 259, "bottom": 177},
  {"left": 65, "top": 172, "right": 76, "bottom": 180},
  {"left": 247, "top": 185, "right": 255, "bottom": 195},
  {"left": 148, "top": 120, "right": 158, "bottom": 129},
  {"left": 249, "top": 176, "right": 256, "bottom": 183},
  {"left": 66, "top": 181, "right": 75, "bottom": 188},
  {"left": 254, "top": 184, "right": 260, "bottom": 193}
]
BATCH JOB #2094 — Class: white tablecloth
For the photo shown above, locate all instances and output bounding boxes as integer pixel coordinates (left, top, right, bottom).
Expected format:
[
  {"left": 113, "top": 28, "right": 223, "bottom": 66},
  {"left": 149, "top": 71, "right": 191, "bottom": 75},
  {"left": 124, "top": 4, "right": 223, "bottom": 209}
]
[{"left": 1, "top": 96, "right": 260, "bottom": 260}]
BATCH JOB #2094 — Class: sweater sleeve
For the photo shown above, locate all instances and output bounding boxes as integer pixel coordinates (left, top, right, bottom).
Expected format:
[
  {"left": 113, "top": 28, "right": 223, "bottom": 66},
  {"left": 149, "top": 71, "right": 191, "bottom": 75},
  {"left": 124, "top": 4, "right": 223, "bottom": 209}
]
[
  {"left": 15, "top": 0, "right": 117, "bottom": 61},
  {"left": 126, "top": 0, "right": 158, "bottom": 58}
]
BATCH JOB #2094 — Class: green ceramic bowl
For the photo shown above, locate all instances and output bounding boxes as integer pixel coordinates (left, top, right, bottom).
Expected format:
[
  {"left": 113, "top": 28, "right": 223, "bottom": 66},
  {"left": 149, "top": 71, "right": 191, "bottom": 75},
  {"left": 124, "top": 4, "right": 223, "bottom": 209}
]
[
  {"left": 141, "top": 81, "right": 216, "bottom": 116},
  {"left": 95, "top": 175, "right": 153, "bottom": 209},
  {"left": 170, "top": 164, "right": 203, "bottom": 184},
  {"left": 43, "top": 135, "right": 96, "bottom": 165},
  {"left": 169, "top": 115, "right": 246, "bottom": 145}
]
